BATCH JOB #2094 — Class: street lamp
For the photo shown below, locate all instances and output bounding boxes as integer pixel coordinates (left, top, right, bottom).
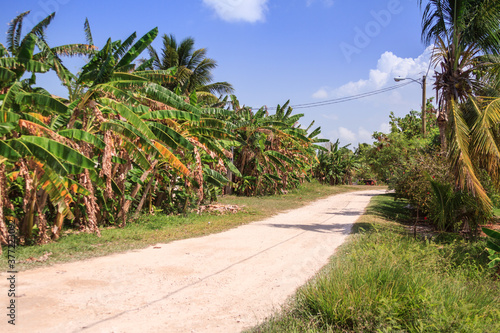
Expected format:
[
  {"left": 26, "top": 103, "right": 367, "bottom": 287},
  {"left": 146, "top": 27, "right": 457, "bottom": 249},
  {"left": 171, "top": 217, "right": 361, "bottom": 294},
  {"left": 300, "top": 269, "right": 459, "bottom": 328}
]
[{"left": 394, "top": 75, "right": 427, "bottom": 137}]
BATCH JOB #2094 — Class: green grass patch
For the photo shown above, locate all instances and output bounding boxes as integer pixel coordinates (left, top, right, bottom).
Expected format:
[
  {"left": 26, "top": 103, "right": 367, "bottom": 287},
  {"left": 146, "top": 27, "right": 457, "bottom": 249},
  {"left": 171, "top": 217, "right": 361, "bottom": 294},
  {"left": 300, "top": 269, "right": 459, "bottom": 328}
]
[
  {"left": 249, "top": 194, "right": 500, "bottom": 333},
  {"left": 1, "top": 181, "right": 379, "bottom": 271}
]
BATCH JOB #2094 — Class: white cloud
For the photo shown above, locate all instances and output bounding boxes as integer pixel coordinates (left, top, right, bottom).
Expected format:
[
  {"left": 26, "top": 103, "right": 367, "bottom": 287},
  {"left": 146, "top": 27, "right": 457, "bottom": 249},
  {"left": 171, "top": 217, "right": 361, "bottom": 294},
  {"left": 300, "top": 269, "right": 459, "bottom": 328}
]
[
  {"left": 312, "top": 88, "right": 329, "bottom": 99},
  {"left": 203, "top": 0, "right": 269, "bottom": 22},
  {"left": 358, "top": 127, "right": 372, "bottom": 143},
  {"left": 327, "top": 126, "right": 378, "bottom": 146},
  {"left": 307, "top": 0, "right": 334, "bottom": 7},
  {"left": 321, "top": 113, "right": 339, "bottom": 121},
  {"left": 339, "top": 127, "right": 356, "bottom": 142},
  {"left": 313, "top": 46, "right": 434, "bottom": 98}
]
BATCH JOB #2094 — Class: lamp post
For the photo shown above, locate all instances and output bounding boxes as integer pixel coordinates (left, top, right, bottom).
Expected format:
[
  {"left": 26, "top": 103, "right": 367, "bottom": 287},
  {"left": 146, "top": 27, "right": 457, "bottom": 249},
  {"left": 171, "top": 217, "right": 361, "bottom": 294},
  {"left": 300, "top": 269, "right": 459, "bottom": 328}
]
[{"left": 394, "top": 75, "right": 427, "bottom": 137}]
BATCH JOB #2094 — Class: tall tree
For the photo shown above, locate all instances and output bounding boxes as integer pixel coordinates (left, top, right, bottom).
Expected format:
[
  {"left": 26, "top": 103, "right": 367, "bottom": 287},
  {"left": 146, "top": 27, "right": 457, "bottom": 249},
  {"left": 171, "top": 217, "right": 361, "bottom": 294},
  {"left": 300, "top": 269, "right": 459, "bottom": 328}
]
[
  {"left": 147, "top": 34, "right": 233, "bottom": 102},
  {"left": 419, "top": 0, "right": 500, "bottom": 209}
]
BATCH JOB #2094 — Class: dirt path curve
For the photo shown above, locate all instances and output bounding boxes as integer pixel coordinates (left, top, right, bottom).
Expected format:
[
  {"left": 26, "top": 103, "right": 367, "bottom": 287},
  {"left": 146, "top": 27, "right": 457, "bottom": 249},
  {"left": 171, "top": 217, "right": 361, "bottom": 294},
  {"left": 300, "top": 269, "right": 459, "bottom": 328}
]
[{"left": 1, "top": 189, "right": 385, "bottom": 333}]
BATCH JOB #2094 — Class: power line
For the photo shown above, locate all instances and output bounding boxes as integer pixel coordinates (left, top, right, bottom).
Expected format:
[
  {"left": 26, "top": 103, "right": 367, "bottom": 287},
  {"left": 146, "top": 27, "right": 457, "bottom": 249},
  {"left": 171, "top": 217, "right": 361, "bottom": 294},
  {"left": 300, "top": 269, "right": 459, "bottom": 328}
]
[{"left": 252, "top": 81, "right": 414, "bottom": 111}]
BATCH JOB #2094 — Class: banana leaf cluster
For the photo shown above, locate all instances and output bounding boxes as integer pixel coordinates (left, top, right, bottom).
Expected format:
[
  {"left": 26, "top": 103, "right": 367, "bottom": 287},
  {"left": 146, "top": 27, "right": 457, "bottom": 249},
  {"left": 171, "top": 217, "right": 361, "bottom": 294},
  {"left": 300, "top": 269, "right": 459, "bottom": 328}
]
[
  {"left": 313, "top": 140, "right": 359, "bottom": 186},
  {"left": 0, "top": 12, "right": 324, "bottom": 249}
]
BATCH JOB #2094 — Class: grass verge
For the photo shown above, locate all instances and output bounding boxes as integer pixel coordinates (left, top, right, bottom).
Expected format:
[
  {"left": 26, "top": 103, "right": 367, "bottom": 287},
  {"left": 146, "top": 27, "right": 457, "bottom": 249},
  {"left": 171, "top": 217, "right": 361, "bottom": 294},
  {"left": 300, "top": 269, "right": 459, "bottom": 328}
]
[
  {"left": 248, "top": 194, "right": 500, "bottom": 333},
  {"left": 1, "top": 182, "right": 381, "bottom": 271}
]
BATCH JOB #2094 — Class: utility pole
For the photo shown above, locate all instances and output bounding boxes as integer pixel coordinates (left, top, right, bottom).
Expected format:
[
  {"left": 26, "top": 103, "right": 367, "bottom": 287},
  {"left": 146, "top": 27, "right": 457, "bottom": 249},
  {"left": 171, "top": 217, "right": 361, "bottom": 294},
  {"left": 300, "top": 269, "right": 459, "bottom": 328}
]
[
  {"left": 422, "top": 75, "right": 427, "bottom": 138},
  {"left": 394, "top": 75, "right": 427, "bottom": 137}
]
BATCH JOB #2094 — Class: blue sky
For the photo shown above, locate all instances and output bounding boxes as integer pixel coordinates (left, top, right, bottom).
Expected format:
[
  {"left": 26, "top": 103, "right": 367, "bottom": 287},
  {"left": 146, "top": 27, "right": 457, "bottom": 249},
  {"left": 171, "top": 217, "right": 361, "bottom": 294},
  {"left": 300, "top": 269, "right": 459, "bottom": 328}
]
[{"left": 1, "top": 0, "right": 435, "bottom": 147}]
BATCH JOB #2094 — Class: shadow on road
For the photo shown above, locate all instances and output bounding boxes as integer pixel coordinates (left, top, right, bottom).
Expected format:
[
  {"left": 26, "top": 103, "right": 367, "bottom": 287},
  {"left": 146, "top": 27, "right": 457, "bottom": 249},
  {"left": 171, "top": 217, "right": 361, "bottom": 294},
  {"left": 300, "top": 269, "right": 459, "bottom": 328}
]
[{"left": 264, "top": 222, "right": 353, "bottom": 233}]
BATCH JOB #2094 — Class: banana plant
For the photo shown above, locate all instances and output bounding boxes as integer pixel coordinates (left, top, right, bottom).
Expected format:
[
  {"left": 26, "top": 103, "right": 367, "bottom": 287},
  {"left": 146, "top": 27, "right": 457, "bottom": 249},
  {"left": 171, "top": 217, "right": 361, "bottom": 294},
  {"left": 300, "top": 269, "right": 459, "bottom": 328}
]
[
  {"left": 225, "top": 97, "right": 319, "bottom": 196},
  {"left": 0, "top": 84, "right": 95, "bottom": 243}
]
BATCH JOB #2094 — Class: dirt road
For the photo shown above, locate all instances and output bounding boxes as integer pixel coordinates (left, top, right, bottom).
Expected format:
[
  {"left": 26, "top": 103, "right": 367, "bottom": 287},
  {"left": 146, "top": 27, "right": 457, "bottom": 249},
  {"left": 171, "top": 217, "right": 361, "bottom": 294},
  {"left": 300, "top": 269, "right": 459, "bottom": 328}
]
[{"left": 1, "top": 189, "right": 385, "bottom": 333}]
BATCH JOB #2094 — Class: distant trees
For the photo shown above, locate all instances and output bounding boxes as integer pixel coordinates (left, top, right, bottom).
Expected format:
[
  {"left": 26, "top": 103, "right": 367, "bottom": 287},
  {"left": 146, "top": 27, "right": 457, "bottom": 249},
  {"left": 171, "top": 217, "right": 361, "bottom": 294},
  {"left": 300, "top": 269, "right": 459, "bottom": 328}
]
[{"left": 313, "top": 140, "right": 359, "bottom": 186}]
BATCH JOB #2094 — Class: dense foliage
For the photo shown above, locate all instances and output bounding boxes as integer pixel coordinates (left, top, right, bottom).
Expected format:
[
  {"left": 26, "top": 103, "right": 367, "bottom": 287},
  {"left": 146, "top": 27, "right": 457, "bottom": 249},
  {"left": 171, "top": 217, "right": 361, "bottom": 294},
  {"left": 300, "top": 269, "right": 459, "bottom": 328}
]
[
  {"left": 0, "top": 12, "right": 324, "bottom": 249},
  {"left": 360, "top": 99, "right": 498, "bottom": 233}
]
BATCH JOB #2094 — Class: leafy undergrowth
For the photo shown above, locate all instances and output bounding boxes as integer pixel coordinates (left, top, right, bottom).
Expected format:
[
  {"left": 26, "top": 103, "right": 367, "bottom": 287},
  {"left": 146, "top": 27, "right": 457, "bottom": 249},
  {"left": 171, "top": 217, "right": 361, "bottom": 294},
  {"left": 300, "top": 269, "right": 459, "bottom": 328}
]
[
  {"left": 248, "top": 194, "right": 500, "bottom": 333},
  {"left": 0, "top": 182, "right": 380, "bottom": 271}
]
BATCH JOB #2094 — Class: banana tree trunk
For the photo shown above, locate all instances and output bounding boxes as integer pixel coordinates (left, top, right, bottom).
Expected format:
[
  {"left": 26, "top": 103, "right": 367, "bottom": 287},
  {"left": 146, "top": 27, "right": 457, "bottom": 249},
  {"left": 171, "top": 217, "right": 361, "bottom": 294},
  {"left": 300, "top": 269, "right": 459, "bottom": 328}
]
[
  {"left": 0, "top": 164, "right": 8, "bottom": 252},
  {"left": 120, "top": 161, "right": 158, "bottom": 226},
  {"left": 22, "top": 187, "right": 37, "bottom": 242},
  {"left": 132, "top": 170, "right": 156, "bottom": 220},
  {"left": 51, "top": 213, "right": 65, "bottom": 241}
]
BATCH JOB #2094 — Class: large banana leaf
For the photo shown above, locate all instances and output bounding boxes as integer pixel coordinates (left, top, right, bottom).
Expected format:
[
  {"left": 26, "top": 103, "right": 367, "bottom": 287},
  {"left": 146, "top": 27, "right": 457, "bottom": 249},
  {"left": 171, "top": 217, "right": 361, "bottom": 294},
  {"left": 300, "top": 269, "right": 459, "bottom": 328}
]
[
  {"left": 141, "top": 110, "right": 200, "bottom": 122},
  {"left": 11, "top": 136, "right": 95, "bottom": 175},
  {"left": 286, "top": 113, "right": 304, "bottom": 124},
  {"left": 121, "top": 140, "right": 151, "bottom": 170},
  {"left": 22, "top": 59, "right": 50, "bottom": 73},
  {"left": 308, "top": 127, "right": 321, "bottom": 139},
  {"left": 15, "top": 92, "right": 68, "bottom": 114},
  {"left": 190, "top": 127, "right": 231, "bottom": 140},
  {"left": 135, "top": 59, "right": 153, "bottom": 72},
  {"left": 116, "top": 27, "right": 158, "bottom": 70},
  {"left": 124, "top": 80, "right": 200, "bottom": 113},
  {"left": 0, "top": 140, "right": 21, "bottom": 161},
  {"left": 113, "top": 32, "right": 137, "bottom": 60},
  {"left": 265, "top": 150, "right": 299, "bottom": 168},
  {"left": 153, "top": 141, "right": 190, "bottom": 176},
  {"left": 148, "top": 122, "right": 194, "bottom": 151},
  {"left": 201, "top": 108, "right": 234, "bottom": 118},
  {"left": 20, "top": 115, "right": 50, "bottom": 129},
  {"left": 7, "top": 11, "right": 30, "bottom": 52},
  {"left": 21, "top": 12, "right": 55, "bottom": 44},
  {"left": 8, "top": 139, "right": 68, "bottom": 176},
  {"left": 133, "top": 70, "right": 176, "bottom": 84},
  {"left": 17, "top": 33, "right": 36, "bottom": 61},
  {"left": 90, "top": 82, "right": 138, "bottom": 105},
  {"left": 1, "top": 82, "right": 23, "bottom": 111},
  {"left": 202, "top": 167, "right": 229, "bottom": 187},
  {"left": 100, "top": 98, "right": 156, "bottom": 139},
  {"left": 109, "top": 72, "right": 148, "bottom": 82},
  {"left": 39, "top": 167, "right": 76, "bottom": 219},
  {"left": 199, "top": 118, "right": 226, "bottom": 129},
  {"left": 0, "top": 111, "right": 20, "bottom": 123},
  {"left": 58, "top": 129, "right": 106, "bottom": 150},
  {"left": 100, "top": 120, "right": 159, "bottom": 158},
  {"left": 0, "top": 58, "right": 18, "bottom": 68},
  {"left": 0, "top": 67, "right": 15, "bottom": 82}
]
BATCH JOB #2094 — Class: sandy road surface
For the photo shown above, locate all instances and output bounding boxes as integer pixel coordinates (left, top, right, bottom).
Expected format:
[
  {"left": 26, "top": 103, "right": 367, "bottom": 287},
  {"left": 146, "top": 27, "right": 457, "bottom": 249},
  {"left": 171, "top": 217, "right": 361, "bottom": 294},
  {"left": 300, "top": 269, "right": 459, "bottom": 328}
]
[{"left": 1, "top": 189, "right": 385, "bottom": 333}]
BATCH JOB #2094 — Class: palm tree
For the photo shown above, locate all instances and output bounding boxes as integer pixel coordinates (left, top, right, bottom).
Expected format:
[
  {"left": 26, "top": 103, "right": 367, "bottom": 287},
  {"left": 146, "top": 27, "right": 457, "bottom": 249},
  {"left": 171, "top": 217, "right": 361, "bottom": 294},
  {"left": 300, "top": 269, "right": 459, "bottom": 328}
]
[
  {"left": 147, "top": 34, "right": 234, "bottom": 102},
  {"left": 418, "top": 0, "right": 500, "bottom": 209}
]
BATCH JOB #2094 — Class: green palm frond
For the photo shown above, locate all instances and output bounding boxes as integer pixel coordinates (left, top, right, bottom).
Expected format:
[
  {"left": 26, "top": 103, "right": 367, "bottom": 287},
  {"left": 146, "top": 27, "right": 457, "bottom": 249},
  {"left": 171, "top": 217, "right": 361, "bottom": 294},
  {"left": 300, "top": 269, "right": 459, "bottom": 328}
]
[{"left": 447, "top": 100, "right": 491, "bottom": 210}]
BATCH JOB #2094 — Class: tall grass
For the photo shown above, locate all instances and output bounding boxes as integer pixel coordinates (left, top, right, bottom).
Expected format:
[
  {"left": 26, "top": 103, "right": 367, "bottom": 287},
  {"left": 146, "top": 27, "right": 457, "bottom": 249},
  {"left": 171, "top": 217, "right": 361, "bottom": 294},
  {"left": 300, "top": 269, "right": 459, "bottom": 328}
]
[{"left": 250, "top": 195, "right": 500, "bottom": 333}]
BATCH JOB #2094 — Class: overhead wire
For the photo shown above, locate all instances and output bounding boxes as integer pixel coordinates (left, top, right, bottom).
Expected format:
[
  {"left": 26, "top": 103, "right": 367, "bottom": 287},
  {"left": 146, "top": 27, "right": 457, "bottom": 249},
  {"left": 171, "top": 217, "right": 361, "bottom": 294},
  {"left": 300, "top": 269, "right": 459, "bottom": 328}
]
[{"left": 251, "top": 81, "right": 415, "bottom": 111}]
